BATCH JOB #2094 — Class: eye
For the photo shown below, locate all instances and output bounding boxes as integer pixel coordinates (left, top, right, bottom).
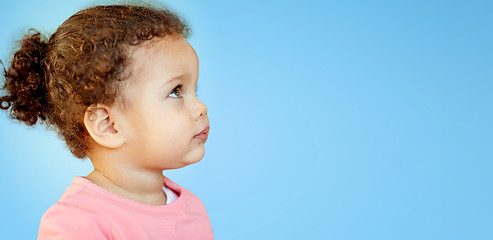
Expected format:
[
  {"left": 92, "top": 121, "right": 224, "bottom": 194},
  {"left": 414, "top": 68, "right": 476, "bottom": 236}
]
[{"left": 169, "top": 85, "right": 183, "bottom": 98}]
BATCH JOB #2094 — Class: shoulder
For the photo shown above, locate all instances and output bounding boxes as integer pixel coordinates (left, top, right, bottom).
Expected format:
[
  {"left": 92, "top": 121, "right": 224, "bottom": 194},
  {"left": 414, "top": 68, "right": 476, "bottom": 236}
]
[
  {"left": 38, "top": 177, "right": 113, "bottom": 239},
  {"left": 38, "top": 202, "right": 111, "bottom": 239}
]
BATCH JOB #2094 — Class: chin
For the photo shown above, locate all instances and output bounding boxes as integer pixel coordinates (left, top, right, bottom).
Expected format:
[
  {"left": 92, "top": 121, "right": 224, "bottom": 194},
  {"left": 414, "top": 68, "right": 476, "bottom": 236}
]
[
  {"left": 186, "top": 154, "right": 205, "bottom": 166},
  {"left": 166, "top": 160, "right": 201, "bottom": 170},
  {"left": 190, "top": 147, "right": 206, "bottom": 161},
  {"left": 166, "top": 152, "right": 205, "bottom": 170}
]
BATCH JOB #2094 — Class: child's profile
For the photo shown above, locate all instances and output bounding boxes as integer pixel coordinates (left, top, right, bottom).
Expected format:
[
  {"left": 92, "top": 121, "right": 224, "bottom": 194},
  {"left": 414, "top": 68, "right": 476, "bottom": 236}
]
[{"left": 0, "top": 4, "right": 213, "bottom": 239}]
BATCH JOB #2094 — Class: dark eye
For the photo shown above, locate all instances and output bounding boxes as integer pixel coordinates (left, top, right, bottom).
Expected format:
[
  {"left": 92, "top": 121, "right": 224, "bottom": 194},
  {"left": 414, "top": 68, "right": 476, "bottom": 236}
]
[{"left": 169, "top": 85, "right": 182, "bottom": 98}]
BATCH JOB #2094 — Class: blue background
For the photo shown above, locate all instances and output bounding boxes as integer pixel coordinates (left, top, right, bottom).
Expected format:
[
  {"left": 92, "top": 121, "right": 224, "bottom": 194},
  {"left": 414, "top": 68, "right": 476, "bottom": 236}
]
[{"left": 1, "top": 0, "right": 492, "bottom": 239}]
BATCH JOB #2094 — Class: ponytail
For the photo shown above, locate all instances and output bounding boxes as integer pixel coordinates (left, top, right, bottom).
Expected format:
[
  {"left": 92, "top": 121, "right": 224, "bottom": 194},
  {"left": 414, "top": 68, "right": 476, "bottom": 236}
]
[{"left": 0, "top": 32, "right": 49, "bottom": 125}]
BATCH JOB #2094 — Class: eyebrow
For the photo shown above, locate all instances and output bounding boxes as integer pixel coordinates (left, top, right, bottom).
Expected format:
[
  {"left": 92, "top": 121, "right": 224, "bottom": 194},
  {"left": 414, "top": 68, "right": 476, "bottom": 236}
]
[{"left": 161, "top": 73, "right": 191, "bottom": 88}]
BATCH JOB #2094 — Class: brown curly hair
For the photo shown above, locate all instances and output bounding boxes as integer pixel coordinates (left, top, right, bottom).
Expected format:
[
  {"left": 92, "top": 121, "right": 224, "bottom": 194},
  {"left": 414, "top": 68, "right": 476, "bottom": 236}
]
[{"left": 0, "top": 4, "right": 190, "bottom": 158}]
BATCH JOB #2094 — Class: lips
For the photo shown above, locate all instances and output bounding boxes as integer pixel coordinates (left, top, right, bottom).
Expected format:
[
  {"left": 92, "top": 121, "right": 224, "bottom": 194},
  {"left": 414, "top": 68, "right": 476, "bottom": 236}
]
[{"left": 193, "top": 126, "right": 210, "bottom": 141}]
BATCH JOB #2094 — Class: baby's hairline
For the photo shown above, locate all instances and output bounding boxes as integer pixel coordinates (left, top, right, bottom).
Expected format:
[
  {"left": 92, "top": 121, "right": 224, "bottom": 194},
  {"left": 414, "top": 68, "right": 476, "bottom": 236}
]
[{"left": 112, "top": 34, "right": 190, "bottom": 108}]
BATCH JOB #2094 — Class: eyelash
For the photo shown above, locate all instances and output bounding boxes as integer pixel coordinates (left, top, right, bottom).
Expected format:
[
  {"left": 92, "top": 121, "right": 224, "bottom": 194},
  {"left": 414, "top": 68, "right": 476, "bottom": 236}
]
[
  {"left": 168, "top": 84, "right": 199, "bottom": 98},
  {"left": 169, "top": 85, "right": 183, "bottom": 98}
]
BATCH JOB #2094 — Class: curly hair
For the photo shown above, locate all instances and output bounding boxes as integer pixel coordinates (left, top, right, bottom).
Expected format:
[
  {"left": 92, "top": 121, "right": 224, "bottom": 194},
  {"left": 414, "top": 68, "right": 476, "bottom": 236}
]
[{"left": 0, "top": 4, "right": 190, "bottom": 158}]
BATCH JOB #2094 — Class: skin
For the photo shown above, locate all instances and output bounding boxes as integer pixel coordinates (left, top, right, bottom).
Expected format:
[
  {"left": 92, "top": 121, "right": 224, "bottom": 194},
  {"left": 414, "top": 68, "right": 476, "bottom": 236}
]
[{"left": 83, "top": 36, "right": 208, "bottom": 206}]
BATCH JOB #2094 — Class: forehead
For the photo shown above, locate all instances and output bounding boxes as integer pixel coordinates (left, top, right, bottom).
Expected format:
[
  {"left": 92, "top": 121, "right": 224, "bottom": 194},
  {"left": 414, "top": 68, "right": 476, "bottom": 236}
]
[{"left": 127, "top": 36, "right": 199, "bottom": 84}]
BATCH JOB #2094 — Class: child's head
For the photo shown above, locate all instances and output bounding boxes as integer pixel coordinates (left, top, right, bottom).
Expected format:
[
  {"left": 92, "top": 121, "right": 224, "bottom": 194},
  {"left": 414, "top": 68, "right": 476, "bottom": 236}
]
[
  {"left": 99, "top": 36, "right": 209, "bottom": 169},
  {"left": 0, "top": 4, "right": 208, "bottom": 165}
]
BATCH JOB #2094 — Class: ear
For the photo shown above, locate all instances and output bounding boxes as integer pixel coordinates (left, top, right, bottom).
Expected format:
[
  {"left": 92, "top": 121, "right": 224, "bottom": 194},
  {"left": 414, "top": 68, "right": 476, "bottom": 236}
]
[{"left": 84, "top": 104, "right": 124, "bottom": 149}]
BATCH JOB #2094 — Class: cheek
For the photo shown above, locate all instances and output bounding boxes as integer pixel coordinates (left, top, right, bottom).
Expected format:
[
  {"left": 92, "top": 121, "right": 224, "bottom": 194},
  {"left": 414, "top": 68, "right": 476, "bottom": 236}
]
[{"left": 154, "top": 113, "right": 191, "bottom": 141}]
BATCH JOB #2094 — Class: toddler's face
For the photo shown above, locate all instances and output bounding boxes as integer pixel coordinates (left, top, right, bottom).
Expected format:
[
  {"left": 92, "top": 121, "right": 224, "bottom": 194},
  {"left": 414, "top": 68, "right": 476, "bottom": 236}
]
[{"left": 116, "top": 37, "right": 209, "bottom": 170}]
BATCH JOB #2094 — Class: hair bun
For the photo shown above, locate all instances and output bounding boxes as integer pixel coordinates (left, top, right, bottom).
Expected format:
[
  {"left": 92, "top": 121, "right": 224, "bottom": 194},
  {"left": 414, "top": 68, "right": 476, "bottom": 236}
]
[{"left": 0, "top": 32, "right": 49, "bottom": 125}]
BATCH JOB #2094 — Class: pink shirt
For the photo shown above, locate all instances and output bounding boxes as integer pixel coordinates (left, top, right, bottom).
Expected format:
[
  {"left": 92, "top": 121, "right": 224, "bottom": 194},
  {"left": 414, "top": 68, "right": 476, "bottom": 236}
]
[{"left": 38, "top": 176, "right": 214, "bottom": 239}]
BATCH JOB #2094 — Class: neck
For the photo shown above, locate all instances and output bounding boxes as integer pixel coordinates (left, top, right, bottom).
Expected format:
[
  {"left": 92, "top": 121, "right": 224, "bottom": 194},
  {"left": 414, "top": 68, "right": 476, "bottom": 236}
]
[{"left": 86, "top": 159, "right": 167, "bottom": 206}]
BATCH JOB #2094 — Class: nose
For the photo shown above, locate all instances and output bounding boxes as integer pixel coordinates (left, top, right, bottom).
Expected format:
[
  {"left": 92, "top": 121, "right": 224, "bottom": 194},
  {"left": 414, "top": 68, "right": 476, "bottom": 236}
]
[{"left": 193, "top": 97, "right": 207, "bottom": 120}]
